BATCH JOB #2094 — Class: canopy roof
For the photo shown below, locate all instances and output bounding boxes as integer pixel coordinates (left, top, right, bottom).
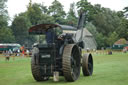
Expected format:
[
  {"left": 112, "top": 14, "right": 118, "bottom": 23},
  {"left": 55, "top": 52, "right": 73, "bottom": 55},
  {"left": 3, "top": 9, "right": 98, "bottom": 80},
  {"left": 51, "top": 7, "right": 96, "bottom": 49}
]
[
  {"left": 29, "top": 24, "right": 77, "bottom": 34},
  {"left": 29, "top": 24, "right": 60, "bottom": 34},
  {"left": 60, "top": 25, "right": 77, "bottom": 30}
]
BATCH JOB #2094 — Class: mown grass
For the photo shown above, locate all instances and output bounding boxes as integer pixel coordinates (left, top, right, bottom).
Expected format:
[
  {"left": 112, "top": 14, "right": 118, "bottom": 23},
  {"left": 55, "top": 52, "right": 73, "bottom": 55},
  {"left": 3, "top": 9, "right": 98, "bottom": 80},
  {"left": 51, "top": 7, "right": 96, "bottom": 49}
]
[{"left": 0, "top": 52, "right": 128, "bottom": 85}]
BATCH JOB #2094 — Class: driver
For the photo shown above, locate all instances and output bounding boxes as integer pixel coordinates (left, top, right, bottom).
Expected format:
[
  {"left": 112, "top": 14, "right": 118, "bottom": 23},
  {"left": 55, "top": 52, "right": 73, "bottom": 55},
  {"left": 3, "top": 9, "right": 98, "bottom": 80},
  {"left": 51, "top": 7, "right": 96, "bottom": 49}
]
[{"left": 45, "top": 29, "right": 55, "bottom": 43}]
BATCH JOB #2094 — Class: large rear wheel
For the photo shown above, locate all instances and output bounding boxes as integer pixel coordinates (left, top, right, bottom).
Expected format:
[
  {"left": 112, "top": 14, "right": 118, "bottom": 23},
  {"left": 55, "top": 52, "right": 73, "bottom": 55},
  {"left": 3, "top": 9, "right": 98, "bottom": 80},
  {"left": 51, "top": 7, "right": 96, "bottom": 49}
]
[{"left": 62, "top": 44, "right": 81, "bottom": 82}]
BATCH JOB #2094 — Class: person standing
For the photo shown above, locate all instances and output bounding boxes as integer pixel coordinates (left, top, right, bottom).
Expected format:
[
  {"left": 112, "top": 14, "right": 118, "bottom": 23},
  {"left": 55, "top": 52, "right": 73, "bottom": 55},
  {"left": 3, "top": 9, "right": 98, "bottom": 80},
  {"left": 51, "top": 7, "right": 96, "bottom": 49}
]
[
  {"left": 5, "top": 50, "right": 10, "bottom": 61},
  {"left": 22, "top": 49, "right": 25, "bottom": 57}
]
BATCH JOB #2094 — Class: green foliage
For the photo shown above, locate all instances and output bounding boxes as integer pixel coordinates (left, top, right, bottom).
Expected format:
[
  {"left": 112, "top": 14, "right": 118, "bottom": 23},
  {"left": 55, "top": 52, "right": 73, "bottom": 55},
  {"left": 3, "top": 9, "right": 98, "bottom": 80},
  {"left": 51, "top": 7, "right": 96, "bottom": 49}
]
[
  {"left": 106, "top": 32, "right": 119, "bottom": 46},
  {"left": 95, "top": 33, "right": 107, "bottom": 49},
  {"left": 11, "top": 15, "right": 32, "bottom": 45},
  {"left": 86, "top": 22, "right": 98, "bottom": 37},
  {"left": 116, "top": 18, "right": 128, "bottom": 40},
  {"left": 124, "top": 6, "right": 128, "bottom": 12},
  {"left": 0, "top": 0, "right": 8, "bottom": 15},
  {"left": 0, "top": 15, "right": 8, "bottom": 28},
  {"left": 123, "top": 6, "right": 128, "bottom": 18},
  {"left": 27, "top": 3, "right": 42, "bottom": 25},
  {"left": 76, "top": 0, "right": 122, "bottom": 48},
  {"left": 38, "top": 14, "right": 55, "bottom": 24},
  {"left": 0, "top": 0, "right": 8, "bottom": 28},
  {"left": 10, "top": 2, "right": 56, "bottom": 46},
  {"left": 92, "top": 8, "right": 120, "bottom": 36},
  {"left": 0, "top": 0, "right": 15, "bottom": 43},
  {"left": 48, "top": 0, "right": 66, "bottom": 24},
  {"left": 0, "top": 28, "right": 15, "bottom": 43},
  {"left": 91, "top": 9, "right": 121, "bottom": 48},
  {"left": 26, "top": 2, "right": 55, "bottom": 25},
  {"left": 117, "top": 11, "right": 124, "bottom": 18},
  {"left": 77, "top": 0, "right": 92, "bottom": 12},
  {"left": 66, "top": 3, "right": 77, "bottom": 26},
  {"left": 40, "top": 3, "right": 48, "bottom": 14},
  {"left": 77, "top": 0, "right": 94, "bottom": 22}
]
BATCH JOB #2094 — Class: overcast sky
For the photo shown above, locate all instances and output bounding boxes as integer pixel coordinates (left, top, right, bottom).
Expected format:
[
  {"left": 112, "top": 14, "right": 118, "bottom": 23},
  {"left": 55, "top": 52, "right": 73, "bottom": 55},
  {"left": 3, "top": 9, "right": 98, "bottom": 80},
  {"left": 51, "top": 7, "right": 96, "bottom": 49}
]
[{"left": 7, "top": 0, "right": 128, "bottom": 19}]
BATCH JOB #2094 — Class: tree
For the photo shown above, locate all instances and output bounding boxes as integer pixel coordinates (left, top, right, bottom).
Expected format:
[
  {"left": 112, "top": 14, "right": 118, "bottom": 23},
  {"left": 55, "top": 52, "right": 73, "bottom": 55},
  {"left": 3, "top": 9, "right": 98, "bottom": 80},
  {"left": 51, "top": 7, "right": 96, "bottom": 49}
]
[
  {"left": 27, "top": 2, "right": 42, "bottom": 25},
  {"left": 106, "top": 32, "right": 119, "bottom": 46},
  {"left": 11, "top": 15, "right": 32, "bottom": 45},
  {"left": 38, "top": 14, "right": 55, "bottom": 24},
  {"left": 0, "top": 0, "right": 15, "bottom": 43},
  {"left": 85, "top": 22, "right": 98, "bottom": 37},
  {"left": 0, "top": 15, "right": 8, "bottom": 28},
  {"left": 0, "top": 0, "right": 8, "bottom": 29},
  {"left": 77, "top": 0, "right": 92, "bottom": 12},
  {"left": 66, "top": 3, "right": 77, "bottom": 26},
  {"left": 77, "top": 0, "right": 94, "bottom": 22},
  {"left": 26, "top": 1, "right": 55, "bottom": 25},
  {"left": 48, "top": 0, "right": 66, "bottom": 24},
  {"left": 0, "top": 28, "right": 15, "bottom": 43},
  {"left": 123, "top": 6, "right": 128, "bottom": 18},
  {"left": 95, "top": 33, "right": 107, "bottom": 49},
  {"left": 40, "top": 3, "right": 48, "bottom": 14},
  {"left": 117, "top": 11, "right": 124, "bottom": 18},
  {"left": 124, "top": 6, "right": 128, "bottom": 12},
  {"left": 92, "top": 8, "right": 120, "bottom": 36},
  {"left": 0, "top": 0, "right": 8, "bottom": 15},
  {"left": 116, "top": 18, "right": 128, "bottom": 40}
]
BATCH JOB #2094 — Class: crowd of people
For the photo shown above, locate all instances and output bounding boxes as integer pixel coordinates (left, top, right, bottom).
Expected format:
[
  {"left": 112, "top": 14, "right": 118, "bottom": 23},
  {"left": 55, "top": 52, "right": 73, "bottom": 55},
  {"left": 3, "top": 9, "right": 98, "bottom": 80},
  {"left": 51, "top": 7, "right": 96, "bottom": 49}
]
[{"left": 2, "top": 46, "right": 31, "bottom": 61}]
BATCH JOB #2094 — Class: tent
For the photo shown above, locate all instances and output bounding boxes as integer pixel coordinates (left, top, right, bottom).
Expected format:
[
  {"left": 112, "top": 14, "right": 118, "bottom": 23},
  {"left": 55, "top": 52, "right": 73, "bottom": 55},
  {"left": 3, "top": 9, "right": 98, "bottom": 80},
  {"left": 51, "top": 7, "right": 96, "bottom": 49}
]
[{"left": 112, "top": 38, "right": 128, "bottom": 50}]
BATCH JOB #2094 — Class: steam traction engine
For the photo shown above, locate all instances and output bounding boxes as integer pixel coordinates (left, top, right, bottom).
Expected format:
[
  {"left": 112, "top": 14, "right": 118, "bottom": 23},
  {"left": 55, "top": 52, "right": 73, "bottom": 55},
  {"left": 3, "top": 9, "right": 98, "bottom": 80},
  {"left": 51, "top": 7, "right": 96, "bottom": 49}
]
[{"left": 29, "top": 12, "right": 93, "bottom": 82}]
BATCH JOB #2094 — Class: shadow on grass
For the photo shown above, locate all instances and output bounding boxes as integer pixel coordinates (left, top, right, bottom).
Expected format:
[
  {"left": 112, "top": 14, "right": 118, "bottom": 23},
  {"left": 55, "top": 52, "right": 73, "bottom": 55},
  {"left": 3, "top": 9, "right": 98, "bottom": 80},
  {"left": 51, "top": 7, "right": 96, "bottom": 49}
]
[
  {"left": 23, "top": 74, "right": 94, "bottom": 85},
  {"left": 24, "top": 77, "right": 72, "bottom": 85}
]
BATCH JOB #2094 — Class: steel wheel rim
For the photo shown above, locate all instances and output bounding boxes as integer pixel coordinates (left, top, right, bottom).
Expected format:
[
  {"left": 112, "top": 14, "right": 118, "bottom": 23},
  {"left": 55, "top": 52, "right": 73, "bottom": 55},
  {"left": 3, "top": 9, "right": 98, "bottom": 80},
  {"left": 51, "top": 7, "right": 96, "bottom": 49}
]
[{"left": 71, "top": 47, "right": 80, "bottom": 79}]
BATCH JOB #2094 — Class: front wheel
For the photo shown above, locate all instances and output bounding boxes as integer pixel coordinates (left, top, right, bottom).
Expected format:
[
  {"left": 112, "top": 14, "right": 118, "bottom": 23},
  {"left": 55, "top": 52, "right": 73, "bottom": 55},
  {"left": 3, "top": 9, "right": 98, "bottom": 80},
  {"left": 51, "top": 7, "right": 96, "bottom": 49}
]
[
  {"left": 31, "top": 47, "right": 49, "bottom": 81},
  {"left": 82, "top": 53, "right": 93, "bottom": 76}
]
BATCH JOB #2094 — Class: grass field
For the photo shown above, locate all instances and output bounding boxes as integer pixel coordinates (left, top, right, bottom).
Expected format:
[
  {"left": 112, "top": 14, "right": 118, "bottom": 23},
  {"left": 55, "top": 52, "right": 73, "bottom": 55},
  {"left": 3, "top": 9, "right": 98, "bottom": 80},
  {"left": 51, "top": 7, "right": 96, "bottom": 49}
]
[{"left": 0, "top": 52, "right": 128, "bottom": 85}]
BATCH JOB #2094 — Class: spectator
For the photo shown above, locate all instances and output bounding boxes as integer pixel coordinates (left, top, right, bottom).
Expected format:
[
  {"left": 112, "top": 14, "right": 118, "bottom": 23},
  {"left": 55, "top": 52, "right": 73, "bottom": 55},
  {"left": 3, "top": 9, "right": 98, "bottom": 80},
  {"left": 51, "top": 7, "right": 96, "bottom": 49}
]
[
  {"left": 17, "top": 49, "right": 20, "bottom": 56},
  {"left": 5, "top": 50, "right": 10, "bottom": 61},
  {"left": 22, "top": 50, "right": 25, "bottom": 57},
  {"left": 26, "top": 50, "right": 30, "bottom": 57}
]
